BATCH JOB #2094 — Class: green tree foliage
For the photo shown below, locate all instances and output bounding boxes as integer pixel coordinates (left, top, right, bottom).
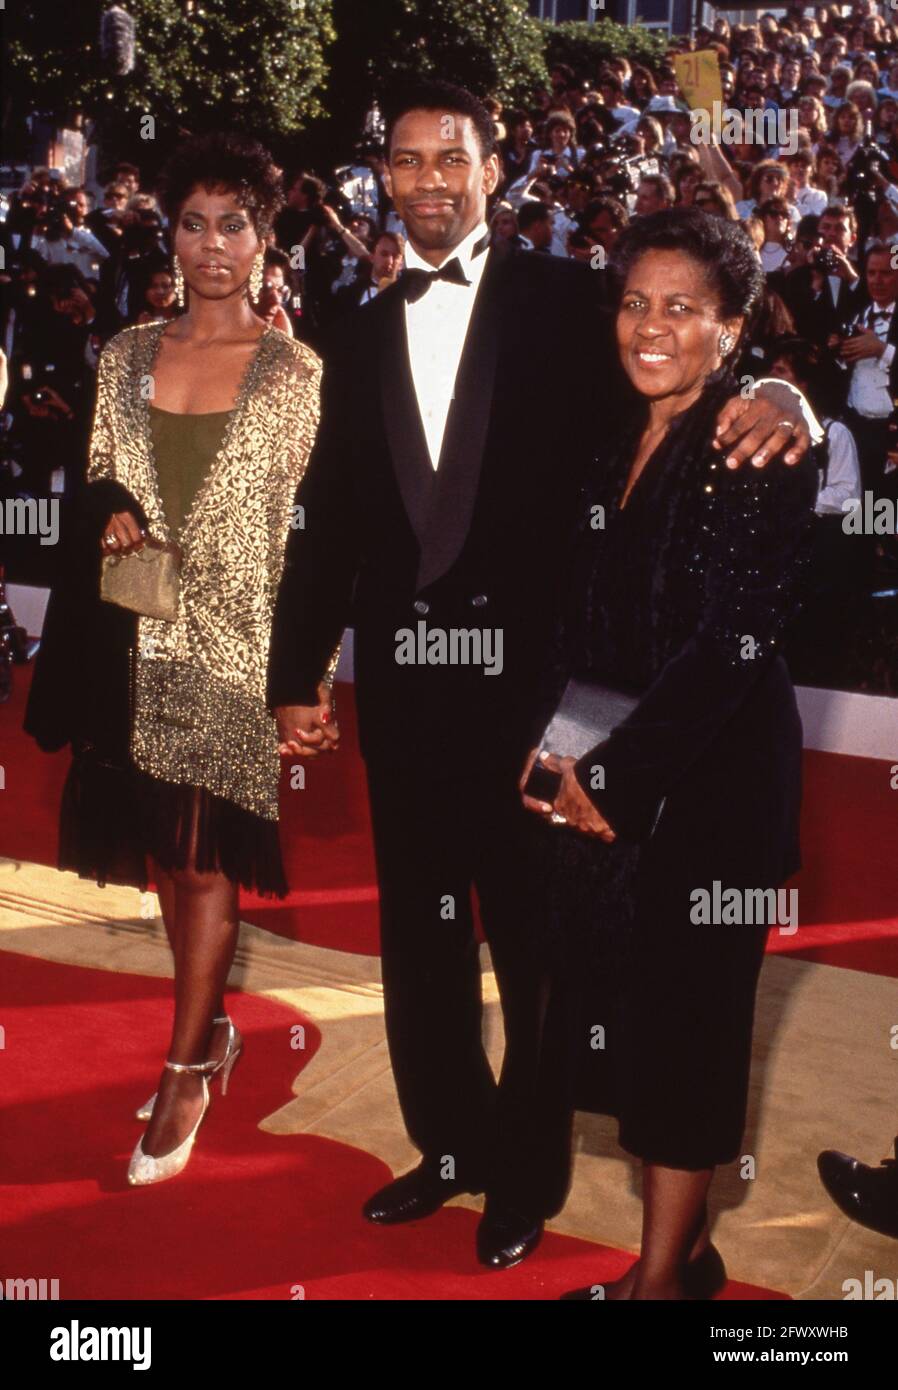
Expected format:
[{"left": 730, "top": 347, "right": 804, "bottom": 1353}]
[
  {"left": 316, "top": 0, "right": 548, "bottom": 161},
  {"left": 5, "top": 0, "right": 333, "bottom": 158},
  {"left": 541, "top": 18, "right": 669, "bottom": 83},
  {"left": 4, "top": 3, "right": 670, "bottom": 176}
]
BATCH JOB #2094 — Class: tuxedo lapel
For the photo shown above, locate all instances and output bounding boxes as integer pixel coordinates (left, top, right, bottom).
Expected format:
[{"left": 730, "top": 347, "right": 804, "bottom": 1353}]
[
  {"left": 415, "top": 250, "right": 504, "bottom": 591},
  {"left": 379, "top": 286, "right": 436, "bottom": 549}
]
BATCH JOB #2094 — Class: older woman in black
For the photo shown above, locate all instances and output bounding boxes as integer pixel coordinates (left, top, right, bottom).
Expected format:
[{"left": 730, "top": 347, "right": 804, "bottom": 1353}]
[{"left": 524, "top": 209, "right": 817, "bottom": 1300}]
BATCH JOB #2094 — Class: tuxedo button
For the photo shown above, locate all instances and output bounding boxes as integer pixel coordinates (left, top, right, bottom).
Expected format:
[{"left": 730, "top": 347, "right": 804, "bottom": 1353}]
[
  {"left": 413, "top": 600, "right": 430, "bottom": 615},
  {"left": 470, "top": 594, "right": 488, "bottom": 608}
]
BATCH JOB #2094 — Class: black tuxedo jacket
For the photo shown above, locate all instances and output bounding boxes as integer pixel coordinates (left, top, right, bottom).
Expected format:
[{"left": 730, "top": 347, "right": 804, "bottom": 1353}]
[
  {"left": 267, "top": 249, "right": 621, "bottom": 776},
  {"left": 838, "top": 286, "right": 898, "bottom": 399},
  {"left": 779, "top": 263, "right": 859, "bottom": 342}
]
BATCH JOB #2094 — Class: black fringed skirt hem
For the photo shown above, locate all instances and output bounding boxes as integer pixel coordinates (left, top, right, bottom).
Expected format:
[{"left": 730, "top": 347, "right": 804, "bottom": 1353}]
[{"left": 58, "top": 748, "right": 289, "bottom": 899}]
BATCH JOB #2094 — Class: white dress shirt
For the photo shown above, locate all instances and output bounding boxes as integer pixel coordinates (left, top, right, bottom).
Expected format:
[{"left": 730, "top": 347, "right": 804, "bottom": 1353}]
[
  {"left": 817, "top": 418, "right": 863, "bottom": 515},
  {"left": 404, "top": 221, "right": 490, "bottom": 470},
  {"left": 847, "top": 300, "right": 896, "bottom": 418}
]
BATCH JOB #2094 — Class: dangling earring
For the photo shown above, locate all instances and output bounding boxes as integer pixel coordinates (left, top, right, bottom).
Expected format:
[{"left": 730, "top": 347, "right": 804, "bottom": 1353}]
[
  {"left": 719, "top": 332, "right": 735, "bottom": 356},
  {"left": 249, "top": 251, "right": 265, "bottom": 300},
  {"left": 173, "top": 259, "right": 185, "bottom": 307}
]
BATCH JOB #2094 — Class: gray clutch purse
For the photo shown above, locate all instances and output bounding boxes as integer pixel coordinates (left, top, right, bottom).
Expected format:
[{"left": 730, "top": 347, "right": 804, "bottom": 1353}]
[
  {"left": 526, "top": 676, "right": 665, "bottom": 838},
  {"left": 100, "top": 538, "right": 181, "bottom": 622},
  {"left": 540, "top": 678, "right": 639, "bottom": 760},
  {"left": 526, "top": 677, "right": 638, "bottom": 801}
]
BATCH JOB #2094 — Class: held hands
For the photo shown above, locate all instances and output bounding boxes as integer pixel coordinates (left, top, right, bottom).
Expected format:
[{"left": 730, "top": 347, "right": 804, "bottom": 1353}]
[
  {"left": 520, "top": 749, "right": 616, "bottom": 843},
  {"left": 275, "top": 683, "right": 340, "bottom": 758},
  {"left": 713, "top": 381, "right": 810, "bottom": 469},
  {"left": 100, "top": 511, "right": 147, "bottom": 555}
]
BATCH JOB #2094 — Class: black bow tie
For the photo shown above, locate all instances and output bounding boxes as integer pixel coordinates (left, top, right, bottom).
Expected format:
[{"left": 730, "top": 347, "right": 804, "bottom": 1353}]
[
  {"left": 399, "top": 255, "right": 470, "bottom": 302},
  {"left": 399, "top": 232, "right": 490, "bottom": 303}
]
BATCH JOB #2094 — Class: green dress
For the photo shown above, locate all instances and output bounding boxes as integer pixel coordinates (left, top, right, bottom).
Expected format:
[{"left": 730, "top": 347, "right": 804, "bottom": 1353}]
[{"left": 148, "top": 405, "right": 230, "bottom": 539}]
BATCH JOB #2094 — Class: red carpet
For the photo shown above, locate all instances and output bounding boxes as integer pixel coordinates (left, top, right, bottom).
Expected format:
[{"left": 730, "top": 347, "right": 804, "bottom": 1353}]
[
  {"left": 0, "top": 951, "right": 787, "bottom": 1300},
  {"left": 3, "top": 662, "right": 895, "bottom": 970}
]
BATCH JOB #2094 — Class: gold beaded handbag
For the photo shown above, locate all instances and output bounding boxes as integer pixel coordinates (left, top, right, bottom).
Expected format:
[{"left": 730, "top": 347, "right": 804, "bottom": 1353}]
[{"left": 100, "top": 539, "right": 182, "bottom": 622}]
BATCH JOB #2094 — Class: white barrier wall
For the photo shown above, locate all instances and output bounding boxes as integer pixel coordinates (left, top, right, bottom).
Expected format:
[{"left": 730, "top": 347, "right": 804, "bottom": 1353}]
[
  {"left": 796, "top": 686, "right": 897, "bottom": 762},
  {"left": 8, "top": 584, "right": 895, "bottom": 760}
]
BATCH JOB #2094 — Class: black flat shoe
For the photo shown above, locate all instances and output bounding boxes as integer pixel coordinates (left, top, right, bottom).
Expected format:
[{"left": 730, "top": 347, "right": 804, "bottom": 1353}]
[
  {"left": 818, "top": 1140, "right": 898, "bottom": 1240},
  {"left": 362, "top": 1163, "right": 480, "bottom": 1225},
  {"left": 476, "top": 1204, "right": 543, "bottom": 1269},
  {"left": 560, "top": 1243, "right": 728, "bottom": 1301}
]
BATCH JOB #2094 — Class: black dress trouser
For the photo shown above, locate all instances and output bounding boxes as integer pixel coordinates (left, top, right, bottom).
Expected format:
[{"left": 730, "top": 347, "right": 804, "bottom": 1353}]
[{"left": 365, "top": 758, "right": 573, "bottom": 1221}]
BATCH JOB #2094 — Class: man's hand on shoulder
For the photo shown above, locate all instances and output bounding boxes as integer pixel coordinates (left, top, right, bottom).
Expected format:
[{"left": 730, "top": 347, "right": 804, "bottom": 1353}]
[{"left": 713, "top": 379, "right": 819, "bottom": 470}]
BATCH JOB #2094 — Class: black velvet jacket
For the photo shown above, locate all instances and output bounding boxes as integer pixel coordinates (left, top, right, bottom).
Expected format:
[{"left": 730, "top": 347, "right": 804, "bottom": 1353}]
[{"left": 24, "top": 478, "right": 148, "bottom": 764}]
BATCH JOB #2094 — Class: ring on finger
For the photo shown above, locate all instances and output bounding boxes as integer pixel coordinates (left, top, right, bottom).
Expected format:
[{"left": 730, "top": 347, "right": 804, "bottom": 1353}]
[
  {"left": 775, "top": 419, "right": 795, "bottom": 432},
  {"left": 549, "top": 811, "right": 567, "bottom": 825}
]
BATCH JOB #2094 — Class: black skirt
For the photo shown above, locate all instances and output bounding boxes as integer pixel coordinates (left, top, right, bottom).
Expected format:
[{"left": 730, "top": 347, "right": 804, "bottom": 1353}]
[{"left": 58, "top": 745, "right": 289, "bottom": 899}]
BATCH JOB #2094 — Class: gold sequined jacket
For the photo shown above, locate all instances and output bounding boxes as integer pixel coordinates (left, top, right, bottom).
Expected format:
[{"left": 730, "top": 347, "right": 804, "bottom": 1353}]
[{"left": 88, "top": 320, "right": 324, "bottom": 821}]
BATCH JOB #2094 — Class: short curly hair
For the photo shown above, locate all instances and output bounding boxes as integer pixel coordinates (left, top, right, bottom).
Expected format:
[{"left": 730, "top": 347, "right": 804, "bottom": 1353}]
[
  {"left": 156, "top": 131, "right": 283, "bottom": 239},
  {"left": 610, "top": 207, "right": 764, "bottom": 322}
]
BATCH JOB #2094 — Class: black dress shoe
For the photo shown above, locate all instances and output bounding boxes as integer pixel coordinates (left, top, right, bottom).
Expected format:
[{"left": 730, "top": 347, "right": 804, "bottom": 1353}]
[
  {"left": 362, "top": 1164, "right": 480, "bottom": 1225},
  {"left": 559, "top": 1243, "right": 728, "bottom": 1300},
  {"left": 476, "top": 1204, "right": 544, "bottom": 1269},
  {"left": 818, "top": 1139, "right": 898, "bottom": 1240}
]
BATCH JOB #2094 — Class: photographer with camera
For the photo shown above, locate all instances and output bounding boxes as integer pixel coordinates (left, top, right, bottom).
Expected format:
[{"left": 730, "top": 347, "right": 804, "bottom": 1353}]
[
  {"left": 31, "top": 187, "right": 109, "bottom": 284},
  {"left": 524, "top": 111, "right": 584, "bottom": 182},
  {"left": 830, "top": 239, "right": 898, "bottom": 500},
  {"left": 86, "top": 181, "right": 130, "bottom": 255},
  {"left": 784, "top": 202, "right": 861, "bottom": 340},
  {"left": 5, "top": 260, "right": 98, "bottom": 539}
]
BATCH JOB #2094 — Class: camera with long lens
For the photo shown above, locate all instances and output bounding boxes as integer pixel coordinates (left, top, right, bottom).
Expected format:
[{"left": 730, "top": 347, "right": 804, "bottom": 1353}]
[{"left": 845, "top": 141, "right": 887, "bottom": 206}]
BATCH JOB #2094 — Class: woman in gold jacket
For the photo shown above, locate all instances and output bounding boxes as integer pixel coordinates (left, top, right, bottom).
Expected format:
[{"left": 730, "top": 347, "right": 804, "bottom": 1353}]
[{"left": 31, "top": 132, "right": 332, "bottom": 1186}]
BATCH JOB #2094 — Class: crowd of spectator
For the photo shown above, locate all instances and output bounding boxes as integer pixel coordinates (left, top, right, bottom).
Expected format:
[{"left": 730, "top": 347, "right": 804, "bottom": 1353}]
[{"left": 1, "top": 2, "right": 896, "bottom": 692}]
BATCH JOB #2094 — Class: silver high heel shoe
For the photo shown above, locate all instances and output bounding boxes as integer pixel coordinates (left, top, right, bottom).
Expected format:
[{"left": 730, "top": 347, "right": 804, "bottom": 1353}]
[
  {"left": 127, "top": 1059, "right": 214, "bottom": 1187},
  {"left": 135, "top": 1015, "right": 241, "bottom": 1121}
]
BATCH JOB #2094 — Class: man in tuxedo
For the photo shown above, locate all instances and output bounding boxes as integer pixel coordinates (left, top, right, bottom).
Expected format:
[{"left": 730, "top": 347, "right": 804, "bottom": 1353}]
[
  {"left": 782, "top": 203, "right": 861, "bottom": 341},
  {"left": 332, "top": 231, "right": 404, "bottom": 316},
  {"left": 833, "top": 240, "right": 898, "bottom": 497},
  {"left": 267, "top": 80, "right": 815, "bottom": 1270}
]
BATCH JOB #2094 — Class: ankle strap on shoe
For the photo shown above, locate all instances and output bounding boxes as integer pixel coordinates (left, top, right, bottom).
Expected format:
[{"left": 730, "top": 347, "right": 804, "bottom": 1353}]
[{"left": 164, "top": 1058, "right": 219, "bottom": 1075}]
